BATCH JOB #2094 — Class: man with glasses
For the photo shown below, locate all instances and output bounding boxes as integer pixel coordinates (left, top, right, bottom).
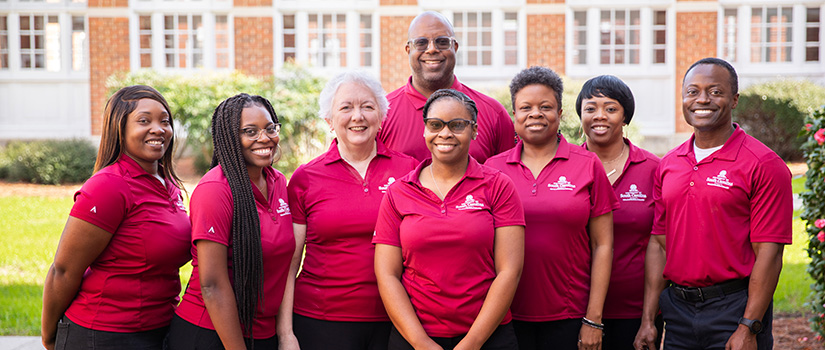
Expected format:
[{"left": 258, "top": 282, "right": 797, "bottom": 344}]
[{"left": 378, "top": 11, "right": 516, "bottom": 163}]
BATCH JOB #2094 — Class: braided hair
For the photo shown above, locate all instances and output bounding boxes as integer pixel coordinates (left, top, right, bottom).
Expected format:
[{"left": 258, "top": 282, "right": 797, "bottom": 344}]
[{"left": 210, "top": 93, "right": 280, "bottom": 347}]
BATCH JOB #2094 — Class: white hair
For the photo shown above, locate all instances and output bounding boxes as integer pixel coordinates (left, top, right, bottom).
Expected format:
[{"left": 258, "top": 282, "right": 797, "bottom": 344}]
[{"left": 318, "top": 70, "right": 389, "bottom": 120}]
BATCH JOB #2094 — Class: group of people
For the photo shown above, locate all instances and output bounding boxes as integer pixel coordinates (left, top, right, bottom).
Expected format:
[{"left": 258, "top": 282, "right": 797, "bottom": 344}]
[{"left": 41, "top": 10, "right": 792, "bottom": 350}]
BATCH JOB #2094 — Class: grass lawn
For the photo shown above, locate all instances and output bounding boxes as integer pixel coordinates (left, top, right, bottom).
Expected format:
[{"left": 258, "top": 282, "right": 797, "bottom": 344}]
[{"left": 0, "top": 174, "right": 816, "bottom": 335}]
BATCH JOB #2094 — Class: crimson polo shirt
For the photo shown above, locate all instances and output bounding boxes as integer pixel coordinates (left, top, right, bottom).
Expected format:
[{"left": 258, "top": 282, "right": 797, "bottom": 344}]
[
  {"left": 66, "top": 155, "right": 191, "bottom": 332},
  {"left": 373, "top": 157, "right": 525, "bottom": 337},
  {"left": 287, "top": 139, "right": 417, "bottom": 322},
  {"left": 378, "top": 76, "right": 517, "bottom": 163},
  {"left": 583, "top": 139, "right": 660, "bottom": 319},
  {"left": 653, "top": 125, "right": 793, "bottom": 287},
  {"left": 176, "top": 165, "right": 295, "bottom": 339},
  {"left": 485, "top": 136, "right": 619, "bottom": 322}
]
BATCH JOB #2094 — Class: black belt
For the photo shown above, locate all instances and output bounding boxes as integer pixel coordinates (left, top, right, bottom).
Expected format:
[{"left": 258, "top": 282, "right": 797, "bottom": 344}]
[{"left": 670, "top": 278, "right": 749, "bottom": 302}]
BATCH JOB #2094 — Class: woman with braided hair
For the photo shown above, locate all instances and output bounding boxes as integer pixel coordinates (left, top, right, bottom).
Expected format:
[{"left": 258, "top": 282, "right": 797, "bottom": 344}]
[{"left": 167, "top": 93, "right": 301, "bottom": 350}]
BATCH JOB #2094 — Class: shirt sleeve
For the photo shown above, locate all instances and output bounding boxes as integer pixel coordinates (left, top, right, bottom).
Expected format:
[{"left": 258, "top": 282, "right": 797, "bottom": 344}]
[
  {"left": 372, "top": 186, "right": 403, "bottom": 247},
  {"left": 287, "top": 165, "right": 309, "bottom": 225},
  {"left": 69, "top": 173, "right": 130, "bottom": 234},
  {"left": 749, "top": 156, "right": 793, "bottom": 244},
  {"left": 651, "top": 161, "right": 666, "bottom": 236},
  {"left": 589, "top": 157, "right": 621, "bottom": 218},
  {"left": 189, "top": 181, "right": 233, "bottom": 246},
  {"left": 488, "top": 172, "right": 525, "bottom": 228}
]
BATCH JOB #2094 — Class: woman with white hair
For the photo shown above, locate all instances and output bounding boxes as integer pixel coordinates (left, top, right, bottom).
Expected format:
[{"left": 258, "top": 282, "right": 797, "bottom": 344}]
[{"left": 287, "top": 70, "right": 418, "bottom": 350}]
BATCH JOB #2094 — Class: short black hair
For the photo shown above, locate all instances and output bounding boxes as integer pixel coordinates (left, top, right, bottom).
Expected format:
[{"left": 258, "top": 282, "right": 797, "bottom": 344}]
[
  {"left": 422, "top": 89, "right": 478, "bottom": 122},
  {"left": 575, "top": 75, "right": 636, "bottom": 124},
  {"left": 683, "top": 57, "right": 739, "bottom": 95},
  {"left": 509, "top": 66, "right": 563, "bottom": 112}
]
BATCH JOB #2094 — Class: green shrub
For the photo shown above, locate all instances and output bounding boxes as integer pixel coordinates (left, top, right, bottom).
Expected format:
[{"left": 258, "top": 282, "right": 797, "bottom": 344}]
[
  {"left": 107, "top": 64, "right": 327, "bottom": 177},
  {"left": 801, "top": 106, "right": 825, "bottom": 339},
  {"left": 0, "top": 139, "right": 96, "bottom": 184},
  {"left": 734, "top": 79, "right": 825, "bottom": 161}
]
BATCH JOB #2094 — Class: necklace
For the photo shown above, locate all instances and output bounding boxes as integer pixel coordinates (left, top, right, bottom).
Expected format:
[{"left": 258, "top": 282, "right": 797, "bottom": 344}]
[
  {"left": 601, "top": 143, "right": 626, "bottom": 177},
  {"left": 430, "top": 165, "right": 446, "bottom": 199}
]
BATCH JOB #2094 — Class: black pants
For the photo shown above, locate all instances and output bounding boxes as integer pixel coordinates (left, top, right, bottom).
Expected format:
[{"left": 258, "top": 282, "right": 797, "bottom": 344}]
[
  {"left": 660, "top": 286, "right": 773, "bottom": 349},
  {"left": 54, "top": 315, "right": 168, "bottom": 350},
  {"left": 293, "top": 313, "right": 391, "bottom": 350},
  {"left": 388, "top": 323, "right": 518, "bottom": 350},
  {"left": 602, "top": 315, "right": 664, "bottom": 350},
  {"left": 513, "top": 318, "right": 580, "bottom": 350},
  {"left": 164, "top": 314, "right": 277, "bottom": 350}
]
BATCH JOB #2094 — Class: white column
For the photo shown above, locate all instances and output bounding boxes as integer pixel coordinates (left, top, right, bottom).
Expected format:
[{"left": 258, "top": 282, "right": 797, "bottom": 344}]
[
  {"left": 60, "top": 12, "right": 72, "bottom": 74},
  {"left": 152, "top": 12, "right": 165, "bottom": 69},
  {"left": 491, "top": 9, "right": 503, "bottom": 68},
  {"left": 295, "top": 11, "right": 308, "bottom": 64},
  {"left": 203, "top": 12, "right": 216, "bottom": 69},
  {"left": 8, "top": 13, "right": 20, "bottom": 72},
  {"left": 346, "top": 10, "right": 358, "bottom": 68},
  {"left": 640, "top": 7, "right": 652, "bottom": 67},
  {"left": 586, "top": 7, "right": 600, "bottom": 69},
  {"left": 737, "top": 5, "right": 750, "bottom": 64},
  {"left": 792, "top": 5, "right": 806, "bottom": 65}
]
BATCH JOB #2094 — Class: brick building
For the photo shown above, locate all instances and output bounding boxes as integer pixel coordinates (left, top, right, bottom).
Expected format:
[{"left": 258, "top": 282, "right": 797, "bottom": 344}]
[{"left": 1, "top": 0, "right": 823, "bottom": 152}]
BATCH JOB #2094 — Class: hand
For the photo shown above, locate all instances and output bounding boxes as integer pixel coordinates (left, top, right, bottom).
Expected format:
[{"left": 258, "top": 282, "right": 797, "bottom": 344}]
[
  {"left": 277, "top": 332, "right": 300, "bottom": 350},
  {"left": 725, "top": 326, "right": 757, "bottom": 350},
  {"left": 578, "top": 324, "right": 602, "bottom": 350},
  {"left": 633, "top": 322, "right": 658, "bottom": 350}
]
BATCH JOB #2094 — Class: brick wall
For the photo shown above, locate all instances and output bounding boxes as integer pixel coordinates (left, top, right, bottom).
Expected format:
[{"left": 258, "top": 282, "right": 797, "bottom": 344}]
[
  {"left": 380, "top": 15, "right": 415, "bottom": 91},
  {"left": 379, "top": 0, "right": 417, "bottom": 5},
  {"left": 89, "top": 17, "right": 129, "bottom": 136},
  {"left": 674, "top": 11, "right": 717, "bottom": 133},
  {"left": 526, "top": 14, "right": 565, "bottom": 74},
  {"left": 234, "top": 0, "right": 271, "bottom": 7},
  {"left": 235, "top": 17, "right": 274, "bottom": 77},
  {"left": 87, "top": 0, "right": 127, "bottom": 7},
  {"left": 526, "top": 0, "right": 564, "bottom": 3}
]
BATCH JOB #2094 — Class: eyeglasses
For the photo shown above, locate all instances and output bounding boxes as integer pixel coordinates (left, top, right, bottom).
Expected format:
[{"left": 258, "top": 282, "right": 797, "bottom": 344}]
[
  {"left": 241, "top": 123, "right": 281, "bottom": 141},
  {"left": 423, "top": 118, "right": 475, "bottom": 134},
  {"left": 408, "top": 36, "right": 455, "bottom": 51}
]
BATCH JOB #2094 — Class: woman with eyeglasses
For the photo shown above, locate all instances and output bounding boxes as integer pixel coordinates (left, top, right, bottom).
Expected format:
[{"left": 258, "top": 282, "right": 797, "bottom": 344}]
[
  {"left": 166, "top": 93, "right": 301, "bottom": 350},
  {"left": 374, "top": 89, "right": 525, "bottom": 350},
  {"left": 42, "top": 85, "right": 190, "bottom": 350},
  {"left": 287, "top": 71, "right": 417, "bottom": 350},
  {"left": 485, "top": 67, "right": 618, "bottom": 350}
]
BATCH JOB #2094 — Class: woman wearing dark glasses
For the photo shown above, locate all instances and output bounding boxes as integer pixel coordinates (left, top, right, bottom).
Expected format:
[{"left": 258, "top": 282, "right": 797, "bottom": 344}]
[
  {"left": 374, "top": 89, "right": 525, "bottom": 350},
  {"left": 485, "top": 67, "right": 618, "bottom": 350}
]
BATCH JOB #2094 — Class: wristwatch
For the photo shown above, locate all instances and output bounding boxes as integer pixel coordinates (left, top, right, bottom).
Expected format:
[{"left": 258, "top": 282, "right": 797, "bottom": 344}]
[{"left": 738, "top": 317, "right": 763, "bottom": 334}]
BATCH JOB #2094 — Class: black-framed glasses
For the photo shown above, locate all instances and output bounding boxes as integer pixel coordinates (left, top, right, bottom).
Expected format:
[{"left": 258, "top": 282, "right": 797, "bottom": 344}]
[
  {"left": 408, "top": 36, "right": 455, "bottom": 51},
  {"left": 424, "top": 118, "right": 475, "bottom": 134},
  {"left": 241, "top": 123, "right": 281, "bottom": 141}
]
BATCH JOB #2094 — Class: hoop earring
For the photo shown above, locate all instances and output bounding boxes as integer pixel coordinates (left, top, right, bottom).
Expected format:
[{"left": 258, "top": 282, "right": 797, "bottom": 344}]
[{"left": 272, "top": 143, "right": 283, "bottom": 164}]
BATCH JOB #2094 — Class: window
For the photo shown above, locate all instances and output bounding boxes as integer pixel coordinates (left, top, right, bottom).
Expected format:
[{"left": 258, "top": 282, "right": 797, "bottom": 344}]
[
  {"left": 164, "top": 14, "right": 204, "bottom": 68},
  {"left": 215, "top": 15, "right": 229, "bottom": 68},
  {"left": 359, "top": 14, "right": 371, "bottom": 67},
  {"left": 72, "top": 16, "right": 86, "bottom": 71},
  {"left": 652, "top": 10, "right": 666, "bottom": 64},
  {"left": 308, "top": 13, "right": 346, "bottom": 67},
  {"left": 283, "top": 14, "right": 296, "bottom": 62},
  {"left": 572, "top": 11, "right": 587, "bottom": 65},
  {"left": 599, "top": 9, "right": 640, "bottom": 65},
  {"left": 807, "top": 7, "right": 820, "bottom": 62},
  {"left": 139, "top": 16, "right": 152, "bottom": 68},
  {"left": 20, "top": 14, "right": 60, "bottom": 71},
  {"left": 722, "top": 8, "right": 737, "bottom": 62},
  {"left": 503, "top": 12, "right": 518, "bottom": 66},
  {"left": 453, "top": 11, "right": 492, "bottom": 66},
  {"left": 0, "top": 16, "right": 7, "bottom": 69},
  {"left": 750, "top": 6, "right": 793, "bottom": 63}
]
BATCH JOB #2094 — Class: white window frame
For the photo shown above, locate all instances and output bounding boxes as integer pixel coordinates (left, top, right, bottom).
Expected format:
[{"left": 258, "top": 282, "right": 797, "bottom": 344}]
[
  {"left": 440, "top": 8, "right": 524, "bottom": 82},
  {"left": 0, "top": 10, "right": 88, "bottom": 79}
]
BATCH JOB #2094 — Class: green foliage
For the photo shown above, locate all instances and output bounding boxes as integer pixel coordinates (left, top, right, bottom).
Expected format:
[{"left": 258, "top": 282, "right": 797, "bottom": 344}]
[
  {"left": 0, "top": 140, "right": 96, "bottom": 184},
  {"left": 107, "top": 64, "right": 328, "bottom": 176},
  {"left": 734, "top": 80, "right": 825, "bottom": 161},
  {"left": 801, "top": 106, "right": 825, "bottom": 339}
]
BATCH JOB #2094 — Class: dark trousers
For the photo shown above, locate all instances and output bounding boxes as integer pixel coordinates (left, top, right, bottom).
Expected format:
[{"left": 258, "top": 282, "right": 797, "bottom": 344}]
[
  {"left": 164, "top": 314, "right": 277, "bottom": 350},
  {"left": 388, "top": 323, "right": 518, "bottom": 350},
  {"left": 293, "top": 313, "right": 391, "bottom": 350},
  {"left": 602, "top": 315, "right": 664, "bottom": 350},
  {"left": 660, "top": 286, "right": 773, "bottom": 349},
  {"left": 55, "top": 315, "right": 168, "bottom": 350},
  {"left": 512, "top": 318, "right": 580, "bottom": 350}
]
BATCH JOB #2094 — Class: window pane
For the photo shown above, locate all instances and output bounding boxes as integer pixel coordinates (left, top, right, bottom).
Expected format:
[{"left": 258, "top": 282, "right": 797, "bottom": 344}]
[
  {"left": 655, "top": 30, "right": 666, "bottom": 45},
  {"left": 284, "top": 14, "right": 295, "bottom": 29},
  {"left": 360, "top": 14, "right": 371, "bottom": 29},
  {"left": 655, "top": 10, "right": 666, "bottom": 25},
  {"left": 807, "top": 47, "right": 819, "bottom": 61},
  {"left": 808, "top": 8, "right": 820, "bottom": 23},
  {"left": 655, "top": 49, "right": 665, "bottom": 63},
  {"left": 72, "top": 16, "right": 86, "bottom": 71}
]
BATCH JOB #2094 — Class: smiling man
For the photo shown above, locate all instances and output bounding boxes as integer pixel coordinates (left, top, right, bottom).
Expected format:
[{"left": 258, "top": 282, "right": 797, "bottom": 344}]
[
  {"left": 633, "top": 58, "right": 793, "bottom": 350},
  {"left": 377, "top": 11, "right": 516, "bottom": 163}
]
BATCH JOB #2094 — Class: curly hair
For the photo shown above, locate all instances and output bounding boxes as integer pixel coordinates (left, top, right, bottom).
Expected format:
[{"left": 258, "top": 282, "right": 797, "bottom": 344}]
[{"left": 509, "top": 66, "right": 563, "bottom": 112}]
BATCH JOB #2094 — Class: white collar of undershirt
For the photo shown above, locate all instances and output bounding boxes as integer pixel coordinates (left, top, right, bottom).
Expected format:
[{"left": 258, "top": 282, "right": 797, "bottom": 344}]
[
  {"left": 693, "top": 140, "right": 724, "bottom": 162},
  {"left": 152, "top": 173, "right": 166, "bottom": 187}
]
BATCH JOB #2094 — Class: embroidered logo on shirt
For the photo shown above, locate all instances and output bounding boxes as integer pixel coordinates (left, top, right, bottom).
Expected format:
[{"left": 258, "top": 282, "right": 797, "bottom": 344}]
[
  {"left": 208, "top": 227, "right": 215, "bottom": 234},
  {"left": 706, "top": 170, "right": 733, "bottom": 189},
  {"left": 547, "top": 176, "right": 576, "bottom": 191},
  {"left": 90, "top": 206, "right": 97, "bottom": 213},
  {"left": 620, "top": 184, "right": 647, "bottom": 202},
  {"left": 175, "top": 194, "right": 187, "bottom": 211},
  {"left": 455, "top": 195, "right": 485, "bottom": 211},
  {"left": 379, "top": 177, "right": 396, "bottom": 193},
  {"left": 277, "top": 198, "right": 291, "bottom": 216}
]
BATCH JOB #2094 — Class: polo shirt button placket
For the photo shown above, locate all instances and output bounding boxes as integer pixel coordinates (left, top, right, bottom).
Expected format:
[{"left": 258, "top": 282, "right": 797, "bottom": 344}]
[{"left": 441, "top": 204, "right": 446, "bottom": 215}]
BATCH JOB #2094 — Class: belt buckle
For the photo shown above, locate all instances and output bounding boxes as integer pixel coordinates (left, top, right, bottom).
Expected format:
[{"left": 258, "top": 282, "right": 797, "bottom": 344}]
[
  {"left": 677, "top": 287, "right": 688, "bottom": 300},
  {"left": 697, "top": 287, "right": 705, "bottom": 302}
]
